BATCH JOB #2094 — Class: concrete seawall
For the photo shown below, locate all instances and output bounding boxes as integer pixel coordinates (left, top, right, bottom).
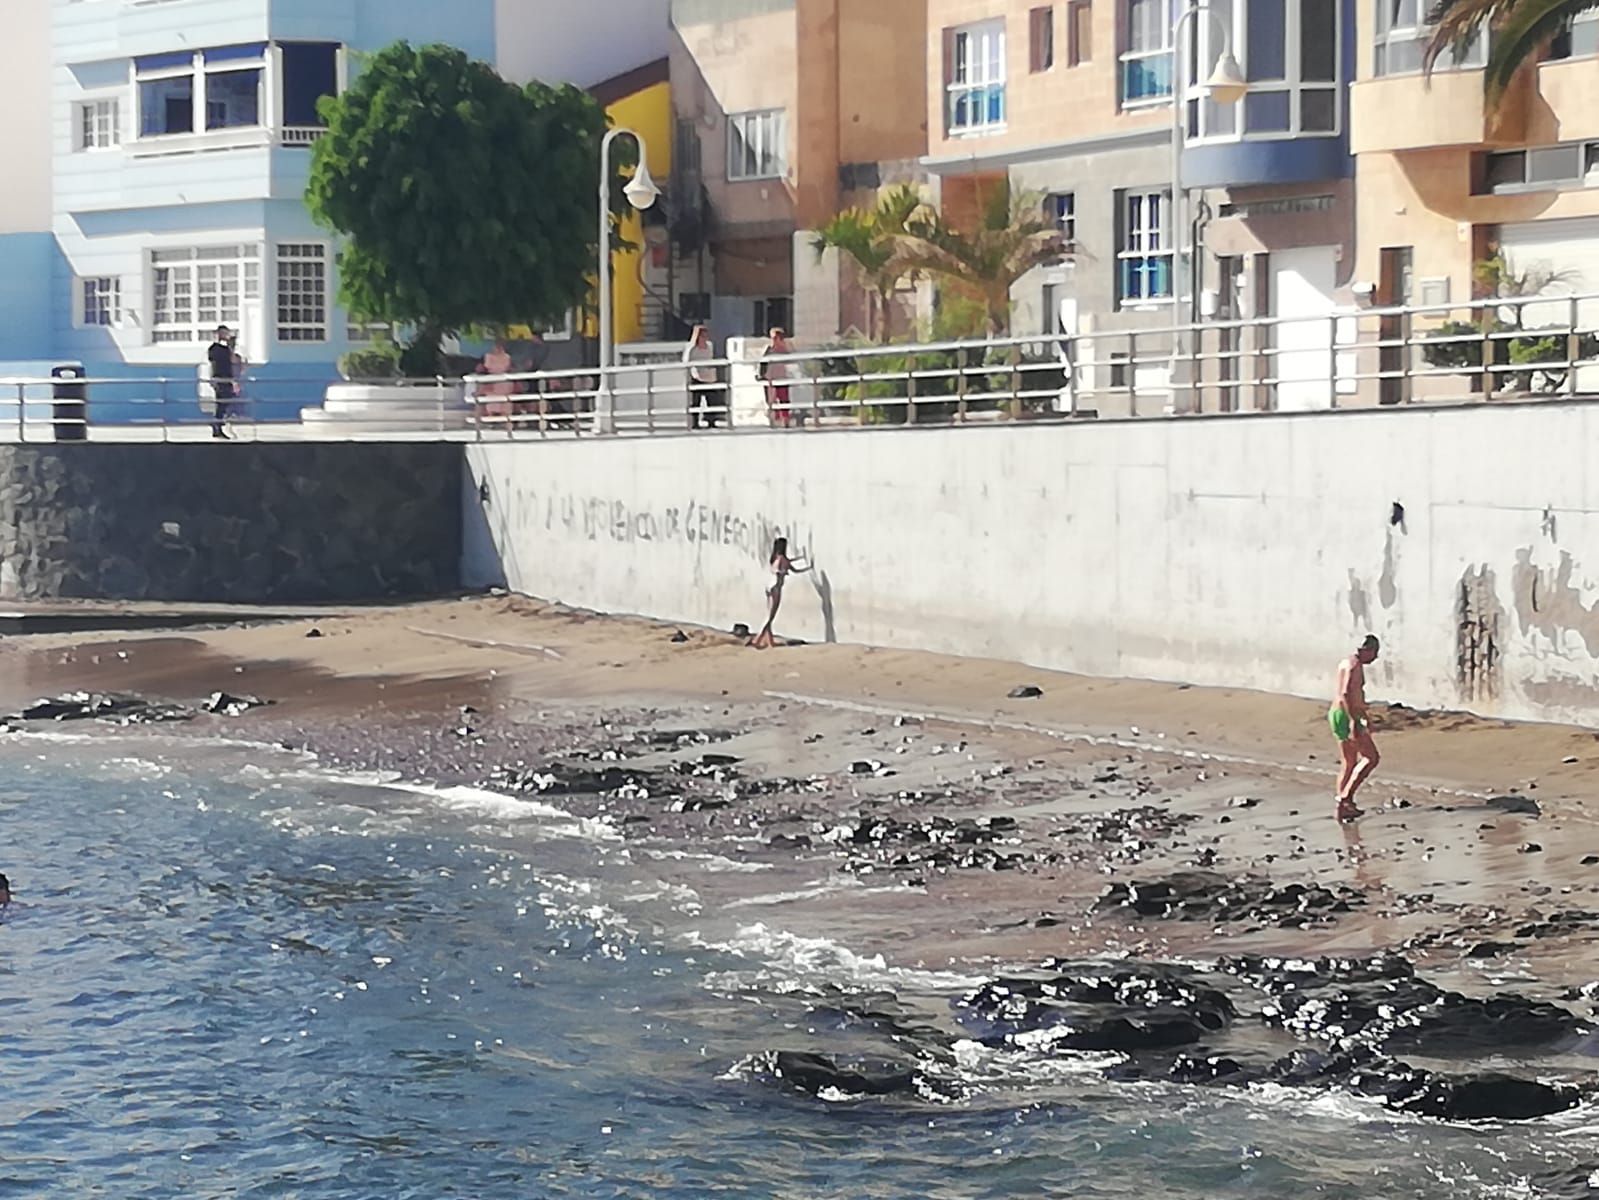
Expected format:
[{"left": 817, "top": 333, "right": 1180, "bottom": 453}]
[
  {"left": 464, "top": 402, "right": 1599, "bottom": 726},
  {"left": 0, "top": 444, "right": 461, "bottom": 603}
]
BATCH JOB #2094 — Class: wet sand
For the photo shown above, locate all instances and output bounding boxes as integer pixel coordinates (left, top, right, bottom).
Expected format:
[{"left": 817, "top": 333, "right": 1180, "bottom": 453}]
[{"left": 4, "top": 594, "right": 1599, "bottom": 996}]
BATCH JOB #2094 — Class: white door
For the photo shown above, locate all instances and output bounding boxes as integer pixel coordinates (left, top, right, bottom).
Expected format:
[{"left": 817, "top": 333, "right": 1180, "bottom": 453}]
[
  {"left": 1271, "top": 246, "right": 1339, "bottom": 411},
  {"left": 1498, "top": 217, "right": 1599, "bottom": 392}
]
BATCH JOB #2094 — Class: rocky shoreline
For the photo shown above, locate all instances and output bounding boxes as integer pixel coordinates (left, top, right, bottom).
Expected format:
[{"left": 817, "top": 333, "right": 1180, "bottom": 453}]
[{"left": 8, "top": 645, "right": 1599, "bottom": 1131}]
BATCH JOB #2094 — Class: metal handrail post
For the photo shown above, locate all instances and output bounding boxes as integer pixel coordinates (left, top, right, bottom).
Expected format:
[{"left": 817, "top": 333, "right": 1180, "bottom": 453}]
[
  {"left": 1569, "top": 294, "right": 1582, "bottom": 399},
  {"left": 1328, "top": 315, "right": 1340, "bottom": 410},
  {"left": 1128, "top": 331, "right": 1139, "bottom": 417}
]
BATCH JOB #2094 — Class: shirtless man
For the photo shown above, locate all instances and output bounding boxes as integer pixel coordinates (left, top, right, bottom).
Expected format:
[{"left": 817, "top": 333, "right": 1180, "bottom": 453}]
[{"left": 1330, "top": 635, "right": 1381, "bottom": 821}]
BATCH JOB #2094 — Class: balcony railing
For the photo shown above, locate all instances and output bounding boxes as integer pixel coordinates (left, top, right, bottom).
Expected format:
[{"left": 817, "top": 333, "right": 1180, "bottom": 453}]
[{"left": 6, "top": 292, "right": 1599, "bottom": 442}]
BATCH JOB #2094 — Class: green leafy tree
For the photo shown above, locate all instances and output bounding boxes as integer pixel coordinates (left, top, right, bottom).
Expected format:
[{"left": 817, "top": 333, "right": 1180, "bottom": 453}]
[
  {"left": 891, "top": 179, "right": 1066, "bottom": 335},
  {"left": 308, "top": 42, "right": 608, "bottom": 375},
  {"left": 1423, "top": 0, "right": 1587, "bottom": 109},
  {"left": 811, "top": 185, "right": 923, "bottom": 343}
]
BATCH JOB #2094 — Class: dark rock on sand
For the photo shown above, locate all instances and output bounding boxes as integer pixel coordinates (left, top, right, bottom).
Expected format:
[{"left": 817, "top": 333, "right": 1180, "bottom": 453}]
[
  {"left": 1487, "top": 794, "right": 1541, "bottom": 816},
  {"left": 1008, "top": 685, "right": 1044, "bottom": 699},
  {"left": 14, "top": 691, "right": 194, "bottom": 724},
  {"left": 1056, "top": 805, "right": 1198, "bottom": 861},
  {"left": 202, "top": 691, "right": 271, "bottom": 716},
  {"left": 832, "top": 813, "right": 1027, "bottom": 875},
  {"left": 1096, "top": 872, "right": 1363, "bottom": 927}
]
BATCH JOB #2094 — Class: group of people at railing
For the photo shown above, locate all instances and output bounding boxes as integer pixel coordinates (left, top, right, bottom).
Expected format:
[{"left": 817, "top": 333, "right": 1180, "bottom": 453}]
[{"left": 471, "top": 326, "right": 804, "bottom": 432}]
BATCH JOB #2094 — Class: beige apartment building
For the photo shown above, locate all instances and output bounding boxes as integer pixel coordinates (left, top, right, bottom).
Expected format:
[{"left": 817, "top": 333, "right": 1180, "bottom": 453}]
[
  {"left": 668, "top": 0, "right": 928, "bottom": 343},
  {"left": 1351, "top": 11, "right": 1599, "bottom": 399},
  {"left": 925, "top": 0, "right": 1363, "bottom": 411}
]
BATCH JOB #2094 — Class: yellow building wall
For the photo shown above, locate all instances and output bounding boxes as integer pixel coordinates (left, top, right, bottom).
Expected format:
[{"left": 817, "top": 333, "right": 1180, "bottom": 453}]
[{"left": 606, "top": 80, "right": 673, "bottom": 345}]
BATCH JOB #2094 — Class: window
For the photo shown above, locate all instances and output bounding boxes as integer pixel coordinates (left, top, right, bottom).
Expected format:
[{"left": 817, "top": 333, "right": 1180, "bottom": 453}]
[
  {"left": 150, "top": 245, "right": 261, "bottom": 343},
  {"left": 1121, "top": 0, "right": 1174, "bottom": 106},
  {"left": 1047, "top": 193, "right": 1077, "bottom": 246},
  {"left": 1030, "top": 7, "right": 1056, "bottom": 71},
  {"left": 947, "top": 20, "right": 1007, "bottom": 133},
  {"left": 1550, "top": 11, "right": 1599, "bottom": 59},
  {"left": 280, "top": 42, "right": 339, "bottom": 128},
  {"left": 1116, "top": 189, "right": 1173, "bottom": 305},
  {"left": 76, "top": 99, "right": 120, "bottom": 151},
  {"left": 1068, "top": 0, "right": 1093, "bottom": 65},
  {"left": 1189, "top": 0, "right": 1341, "bottom": 141},
  {"left": 135, "top": 44, "right": 266, "bottom": 138},
  {"left": 753, "top": 296, "right": 792, "bottom": 335},
  {"left": 80, "top": 277, "right": 121, "bottom": 327},
  {"left": 727, "top": 110, "right": 786, "bottom": 181},
  {"left": 1374, "top": 0, "right": 1483, "bottom": 76},
  {"left": 276, "top": 244, "right": 327, "bottom": 342},
  {"left": 1481, "top": 141, "right": 1599, "bottom": 193}
]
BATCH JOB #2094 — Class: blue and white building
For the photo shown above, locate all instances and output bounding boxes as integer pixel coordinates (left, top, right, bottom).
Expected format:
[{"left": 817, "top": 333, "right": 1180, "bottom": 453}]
[{"left": 0, "top": 0, "right": 669, "bottom": 410}]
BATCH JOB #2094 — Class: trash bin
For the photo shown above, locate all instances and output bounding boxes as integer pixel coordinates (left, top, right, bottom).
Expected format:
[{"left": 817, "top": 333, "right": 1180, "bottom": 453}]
[{"left": 51, "top": 364, "right": 87, "bottom": 442}]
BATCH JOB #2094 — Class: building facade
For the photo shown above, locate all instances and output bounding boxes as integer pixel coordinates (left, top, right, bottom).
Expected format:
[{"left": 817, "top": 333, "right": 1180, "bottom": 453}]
[
  {"left": 1351, "top": 6, "right": 1599, "bottom": 399},
  {"left": 922, "top": 0, "right": 1359, "bottom": 410},
  {"left": 668, "top": 0, "right": 928, "bottom": 344},
  {"left": 0, "top": 0, "right": 671, "bottom": 400}
]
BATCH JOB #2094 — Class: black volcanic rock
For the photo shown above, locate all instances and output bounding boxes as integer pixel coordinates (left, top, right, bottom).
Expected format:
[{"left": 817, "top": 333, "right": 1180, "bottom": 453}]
[{"left": 1097, "top": 872, "right": 1363, "bottom": 927}]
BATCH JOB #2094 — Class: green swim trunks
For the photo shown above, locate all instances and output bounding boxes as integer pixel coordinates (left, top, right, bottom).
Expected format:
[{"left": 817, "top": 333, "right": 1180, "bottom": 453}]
[{"left": 1328, "top": 706, "right": 1358, "bottom": 741}]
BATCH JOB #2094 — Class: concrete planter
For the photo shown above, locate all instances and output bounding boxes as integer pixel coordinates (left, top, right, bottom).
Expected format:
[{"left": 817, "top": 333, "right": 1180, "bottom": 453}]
[{"left": 302, "top": 381, "right": 471, "bottom": 434}]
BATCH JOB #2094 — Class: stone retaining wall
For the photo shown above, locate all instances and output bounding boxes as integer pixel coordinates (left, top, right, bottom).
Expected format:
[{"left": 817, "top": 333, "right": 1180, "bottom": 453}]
[{"left": 0, "top": 444, "right": 461, "bottom": 603}]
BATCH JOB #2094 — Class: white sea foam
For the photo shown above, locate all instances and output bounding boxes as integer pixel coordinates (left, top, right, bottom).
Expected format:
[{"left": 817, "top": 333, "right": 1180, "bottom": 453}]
[
  {"left": 392, "top": 783, "right": 623, "bottom": 843},
  {"left": 723, "top": 879, "right": 906, "bottom": 910},
  {"left": 950, "top": 1037, "right": 1125, "bottom": 1084},
  {"left": 640, "top": 848, "right": 773, "bottom": 873},
  {"left": 689, "top": 921, "right": 983, "bottom": 992}
]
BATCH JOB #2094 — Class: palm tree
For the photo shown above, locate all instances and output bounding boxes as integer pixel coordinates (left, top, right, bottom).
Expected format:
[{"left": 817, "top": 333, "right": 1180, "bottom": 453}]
[
  {"left": 812, "top": 185, "right": 923, "bottom": 342},
  {"left": 1423, "top": 0, "right": 1586, "bottom": 108},
  {"left": 891, "top": 178, "right": 1067, "bottom": 336}
]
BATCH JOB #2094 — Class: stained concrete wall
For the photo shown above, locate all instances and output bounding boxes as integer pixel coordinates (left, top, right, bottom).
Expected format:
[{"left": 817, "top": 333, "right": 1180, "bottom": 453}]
[
  {"left": 465, "top": 402, "right": 1599, "bottom": 726},
  {"left": 0, "top": 444, "right": 460, "bottom": 603}
]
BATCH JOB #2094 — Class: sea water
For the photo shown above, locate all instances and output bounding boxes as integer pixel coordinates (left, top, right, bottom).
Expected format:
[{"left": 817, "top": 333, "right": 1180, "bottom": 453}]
[{"left": 2, "top": 737, "right": 1595, "bottom": 1199}]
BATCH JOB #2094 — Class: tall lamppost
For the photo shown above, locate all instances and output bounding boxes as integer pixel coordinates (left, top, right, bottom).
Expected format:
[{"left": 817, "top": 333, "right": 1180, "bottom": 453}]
[
  {"left": 1170, "top": 2, "right": 1246, "bottom": 406},
  {"left": 596, "top": 127, "right": 660, "bottom": 434}
]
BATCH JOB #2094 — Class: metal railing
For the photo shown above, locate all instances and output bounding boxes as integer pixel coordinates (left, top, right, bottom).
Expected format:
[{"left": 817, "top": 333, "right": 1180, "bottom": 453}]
[{"left": 5, "top": 289, "right": 1599, "bottom": 443}]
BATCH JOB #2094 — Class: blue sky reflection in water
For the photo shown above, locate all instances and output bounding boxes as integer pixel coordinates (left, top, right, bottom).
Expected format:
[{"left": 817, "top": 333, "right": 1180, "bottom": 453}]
[{"left": 1, "top": 740, "right": 1596, "bottom": 1199}]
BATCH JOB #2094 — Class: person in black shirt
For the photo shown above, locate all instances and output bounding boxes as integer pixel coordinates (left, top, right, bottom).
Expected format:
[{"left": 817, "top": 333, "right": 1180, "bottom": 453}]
[{"left": 207, "top": 325, "right": 237, "bottom": 439}]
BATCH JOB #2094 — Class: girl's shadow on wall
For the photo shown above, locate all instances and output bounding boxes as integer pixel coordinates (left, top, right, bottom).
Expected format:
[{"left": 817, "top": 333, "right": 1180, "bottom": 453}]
[{"left": 811, "top": 569, "right": 837, "bottom": 644}]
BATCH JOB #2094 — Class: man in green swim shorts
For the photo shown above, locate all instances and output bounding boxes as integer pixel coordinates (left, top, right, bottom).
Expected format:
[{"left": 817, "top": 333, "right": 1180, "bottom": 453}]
[{"left": 1331, "top": 635, "right": 1381, "bottom": 821}]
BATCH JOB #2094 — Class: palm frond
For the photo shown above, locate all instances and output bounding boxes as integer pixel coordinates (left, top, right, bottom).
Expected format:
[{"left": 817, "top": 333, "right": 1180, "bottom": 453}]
[
  {"left": 1484, "top": 0, "right": 1594, "bottom": 102},
  {"left": 1422, "top": 0, "right": 1509, "bottom": 72}
]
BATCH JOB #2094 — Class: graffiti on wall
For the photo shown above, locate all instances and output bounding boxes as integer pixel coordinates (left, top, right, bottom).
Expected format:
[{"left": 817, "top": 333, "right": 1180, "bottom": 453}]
[{"left": 505, "top": 485, "right": 814, "bottom": 568}]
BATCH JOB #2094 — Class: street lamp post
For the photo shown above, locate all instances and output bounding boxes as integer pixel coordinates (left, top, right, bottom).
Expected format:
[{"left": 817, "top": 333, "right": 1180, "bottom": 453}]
[
  {"left": 1170, "top": 1, "right": 1246, "bottom": 408},
  {"left": 596, "top": 126, "right": 660, "bottom": 434}
]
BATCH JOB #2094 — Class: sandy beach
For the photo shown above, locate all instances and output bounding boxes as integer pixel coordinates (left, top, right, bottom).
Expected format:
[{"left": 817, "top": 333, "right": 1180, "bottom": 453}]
[{"left": 5, "top": 594, "right": 1599, "bottom": 984}]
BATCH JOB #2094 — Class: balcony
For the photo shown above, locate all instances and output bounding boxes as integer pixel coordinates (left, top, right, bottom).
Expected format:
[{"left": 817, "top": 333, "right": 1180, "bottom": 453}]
[{"left": 1351, "top": 68, "right": 1527, "bottom": 154}]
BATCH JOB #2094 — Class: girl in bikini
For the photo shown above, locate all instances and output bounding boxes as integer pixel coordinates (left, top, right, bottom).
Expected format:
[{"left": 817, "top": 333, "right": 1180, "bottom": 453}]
[{"left": 750, "top": 536, "right": 809, "bottom": 649}]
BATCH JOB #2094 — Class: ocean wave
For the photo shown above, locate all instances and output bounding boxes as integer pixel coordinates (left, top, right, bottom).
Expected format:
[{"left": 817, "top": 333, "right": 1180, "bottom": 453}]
[{"left": 688, "top": 921, "right": 984, "bottom": 993}]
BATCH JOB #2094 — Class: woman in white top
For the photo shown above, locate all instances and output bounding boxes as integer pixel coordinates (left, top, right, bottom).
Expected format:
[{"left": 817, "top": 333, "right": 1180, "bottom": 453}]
[
  {"left": 750, "top": 536, "right": 809, "bottom": 649},
  {"left": 681, "top": 325, "right": 723, "bottom": 429}
]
